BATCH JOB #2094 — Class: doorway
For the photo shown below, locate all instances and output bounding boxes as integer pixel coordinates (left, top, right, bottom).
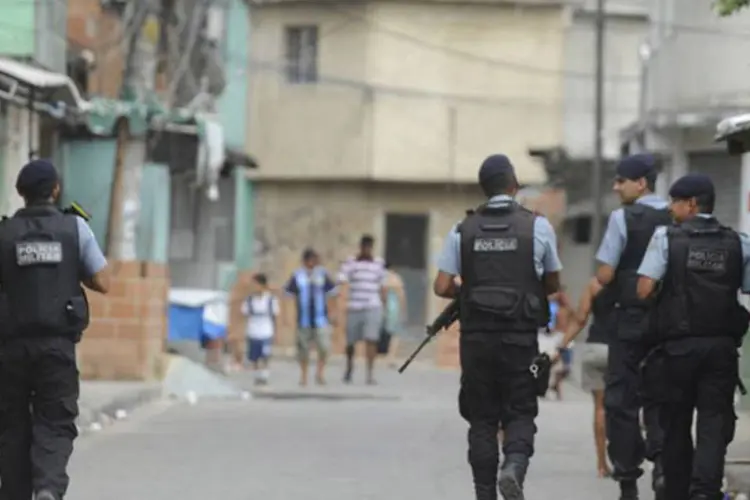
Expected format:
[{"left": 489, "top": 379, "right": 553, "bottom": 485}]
[{"left": 384, "top": 213, "right": 429, "bottom": 338}]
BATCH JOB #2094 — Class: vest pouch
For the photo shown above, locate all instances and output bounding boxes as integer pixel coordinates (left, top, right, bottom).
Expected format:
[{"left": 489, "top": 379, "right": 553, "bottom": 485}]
[
  {"left": 65, "top": 294, "right": 90, "bottom": 339},
  {"left": 523, "top": 293, "right": 544, "bottom": 325},
  {"left": 466, "top": 286, "right": 523, "bottom": 320}
]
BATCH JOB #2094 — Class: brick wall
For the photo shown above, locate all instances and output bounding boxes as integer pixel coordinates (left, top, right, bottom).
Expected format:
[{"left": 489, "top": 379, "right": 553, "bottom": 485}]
[
  {"left": 78, "top": 261, "right": 169, "bottom": 380},
  {"left": 68, "top": 0, "right": 126, "bottom": 99}
]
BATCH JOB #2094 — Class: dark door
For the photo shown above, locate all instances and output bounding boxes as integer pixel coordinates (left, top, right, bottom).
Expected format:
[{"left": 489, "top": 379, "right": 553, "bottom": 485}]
[{"left": 385, "top": 213, "right": 429, "bottom": 338}]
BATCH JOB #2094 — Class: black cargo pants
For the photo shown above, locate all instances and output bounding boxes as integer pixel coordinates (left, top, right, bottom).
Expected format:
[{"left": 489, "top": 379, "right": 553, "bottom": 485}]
[
  {"left": 459, "top": 332, "right": 538, "bottom": 500},
  {"left": 605, "top": 335, "right": 664, "bottom": 481},
  {"left": 659, "top": 338, "right": 737, "bottom": 500},
  {"left": 0, "top": 336, "right": 80, "bottom": 500}
]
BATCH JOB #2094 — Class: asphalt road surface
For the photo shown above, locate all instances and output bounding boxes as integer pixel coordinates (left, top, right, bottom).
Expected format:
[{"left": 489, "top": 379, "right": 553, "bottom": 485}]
[{"left": 67, "top": 362, "right": 656, "bottom": 500}]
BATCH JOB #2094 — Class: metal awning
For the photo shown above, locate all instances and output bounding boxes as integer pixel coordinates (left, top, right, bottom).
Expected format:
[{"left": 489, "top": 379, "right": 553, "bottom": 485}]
[
  {"left": 716, "top": 113, "right": 750, "bottom": 142},
  {"left": 0, "top": 57, "right": 90, "bottom": 115},
  {"left": 716, "top": 113, "right": 750, "bottom": 155},
  {"left": 621, "top": 107, "right": 750, "bottom": 143}
]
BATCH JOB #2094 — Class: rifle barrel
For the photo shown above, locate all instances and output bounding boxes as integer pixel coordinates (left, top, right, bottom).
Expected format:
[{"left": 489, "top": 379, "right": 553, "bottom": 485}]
[{"left": 398, "top": 335, "right": 434, "bottom": 374}]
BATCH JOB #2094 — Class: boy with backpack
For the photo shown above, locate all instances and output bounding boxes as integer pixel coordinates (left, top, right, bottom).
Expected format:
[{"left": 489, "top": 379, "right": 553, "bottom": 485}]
[{"left": 241, "top": 273, "right": 280, "bottom": 385}]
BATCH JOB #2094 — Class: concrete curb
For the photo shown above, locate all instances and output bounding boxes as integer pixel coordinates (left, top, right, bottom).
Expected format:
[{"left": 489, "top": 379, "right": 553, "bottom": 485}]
[
  {"left": 250, "top": 389, "right": 401, "bottom": 401},
  {"left": 76, "top": 385, "right": 164, "bottom": 434}
]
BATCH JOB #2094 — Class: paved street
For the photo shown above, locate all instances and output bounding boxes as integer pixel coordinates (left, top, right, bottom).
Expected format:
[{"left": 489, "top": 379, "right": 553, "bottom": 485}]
[{"left": 68, "top": 360, "right": 656, "bottom": 500}]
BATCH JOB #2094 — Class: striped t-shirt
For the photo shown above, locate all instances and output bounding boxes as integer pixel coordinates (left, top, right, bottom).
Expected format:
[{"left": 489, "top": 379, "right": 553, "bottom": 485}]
[{"left": 338, "top": 256, "right": 386, "bottom": 310}]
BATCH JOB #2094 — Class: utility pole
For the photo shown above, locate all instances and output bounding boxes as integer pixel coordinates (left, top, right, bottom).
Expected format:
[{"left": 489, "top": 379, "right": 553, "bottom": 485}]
[
  {"left": 590, "top": 0, "right": 606, "bottom": 273},
  {"left": 107, "top": 1, "right": 154, "bottom": 260}
]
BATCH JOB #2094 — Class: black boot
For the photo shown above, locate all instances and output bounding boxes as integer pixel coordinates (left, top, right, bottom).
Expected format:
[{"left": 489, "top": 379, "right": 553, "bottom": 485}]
[
  {"left": 652, "top": 459, "right": 665, "bottom": 500},
  {"left": 473, "top": 482, "right": 498, "bottom": 500},
  {"left": 498, "top": 455, "right": 527, "bottom": 500},
  {"left": 619, "top": 480, "right": 639, "bottom": 500}
]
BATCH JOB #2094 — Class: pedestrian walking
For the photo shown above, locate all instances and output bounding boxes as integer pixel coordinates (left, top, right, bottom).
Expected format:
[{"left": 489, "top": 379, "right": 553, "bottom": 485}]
[
  {"left": 434, "top": 154, "right": 565, "bottom": 500},
  {"left": 636, "top": 174, "right": 750, "bottom": 500},
  {"left": 339, "top": 235, "right": 387, "bottom": 385},
  {"left": 241, "top": 273, "right": 280, "bottom": 385},
  {"left": 593, "top": 154, "right": 670, "bottom": 500},
  {"left": 0, "top": 159, "right": 110, "bottom": 500},
  {"left": 555, "top": 277, "right": 616, "bottom": 478},
  {"left": 283, "top": 249, "right": 339, "bottom": 387}
]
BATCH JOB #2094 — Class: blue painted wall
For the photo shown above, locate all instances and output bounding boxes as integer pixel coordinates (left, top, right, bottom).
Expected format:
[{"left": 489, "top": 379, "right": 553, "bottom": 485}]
[{"left": 60, "top": 139, "right": 117, "bottom": 249}]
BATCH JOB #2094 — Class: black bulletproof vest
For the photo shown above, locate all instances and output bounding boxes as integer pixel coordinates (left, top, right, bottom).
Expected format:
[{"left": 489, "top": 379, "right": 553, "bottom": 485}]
[
  {"left": 458, "top": 203, "right": 548, "bottom": 334},
  {"left": 0, "top": 205, "right": 88, "bottom": 337},
  {"left": 616, "top": 203, "right": 673, "bottom": 308},
  {"left": 655, "top": 217, "right": 746, "bottom": 340},
  {"left": 588, "top": 285, "right": 616, "bottom": 344}
]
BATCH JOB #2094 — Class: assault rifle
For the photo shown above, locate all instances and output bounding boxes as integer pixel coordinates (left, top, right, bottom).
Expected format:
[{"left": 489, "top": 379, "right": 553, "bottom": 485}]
[{"left": 398, "top": 297, "right": 460, "bottom": 374}]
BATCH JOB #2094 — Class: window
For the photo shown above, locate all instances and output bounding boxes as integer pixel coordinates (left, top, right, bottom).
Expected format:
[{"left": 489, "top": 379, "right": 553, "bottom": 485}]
[{"left": 285, "top": 25, "right": 318, "bottom": 84}]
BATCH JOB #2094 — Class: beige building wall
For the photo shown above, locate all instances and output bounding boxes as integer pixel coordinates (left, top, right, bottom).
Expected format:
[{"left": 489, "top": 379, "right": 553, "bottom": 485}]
[
  {"left": 248, "top": 2, "right": 566, "bottom": 185},
  {"left": 366, "top": 3, "right": 564, "bottom": 184},
  {"left": 248, "top": 4, "right": 371, "bottom": 180}
]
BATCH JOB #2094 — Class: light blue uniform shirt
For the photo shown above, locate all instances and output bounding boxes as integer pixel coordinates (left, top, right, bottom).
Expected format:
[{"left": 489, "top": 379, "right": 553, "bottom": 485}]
[
  {"left": 637, "top": 214, "right": 750, "bottom": 293},
  {"left": 596, "top": 194, "right": 669, "bottom": 268},
  {"left": 76, "top": 217, "right": 108, "bottom": 278},
  {"left": 436, "top": 194, "right": 563, "bottom": 278}
]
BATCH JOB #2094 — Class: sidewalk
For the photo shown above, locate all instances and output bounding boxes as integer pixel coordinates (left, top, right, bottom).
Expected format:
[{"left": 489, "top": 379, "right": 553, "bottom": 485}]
[
  {"left": 78, "top": 381, "right": 162, "bottom": 432},
  {"left": 77, "top": 353, "right": 247, "bottom": 433}
]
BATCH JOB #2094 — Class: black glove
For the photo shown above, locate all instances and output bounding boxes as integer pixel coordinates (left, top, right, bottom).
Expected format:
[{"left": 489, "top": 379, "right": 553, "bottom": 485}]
[{"left": 530, "top": 353, "right": 552, "bottom": 397}]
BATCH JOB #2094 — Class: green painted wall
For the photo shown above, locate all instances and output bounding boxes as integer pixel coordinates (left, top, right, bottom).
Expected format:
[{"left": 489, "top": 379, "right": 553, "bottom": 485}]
[
  {"left": 234, "top": 170, "right": 254, "bottom": 270},
  {"left": 136, "top": 162, "right": 170, "bottom": 263},
  {"left": 60, "top": 139, "right": 117, "bottom": 249},
  {"left": 0, "top": 0, "right": 35, "bottom": 57}
]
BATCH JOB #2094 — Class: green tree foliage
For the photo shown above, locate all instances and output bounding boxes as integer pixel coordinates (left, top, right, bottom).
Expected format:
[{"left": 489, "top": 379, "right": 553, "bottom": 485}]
[{"left": 715, "top": 0, "right": 750, "bottom": 16}]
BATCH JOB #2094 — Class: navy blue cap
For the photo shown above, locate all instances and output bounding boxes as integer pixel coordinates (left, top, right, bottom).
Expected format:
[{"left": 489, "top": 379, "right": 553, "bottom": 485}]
[
  {"left": 615, "top": 154, "right": 657, "bottom": 181},
  {"left": 16, "top": 159, "right": 59, "bottom": 197},
  {"left": 668, "top": 174, "right": 715, "bottom": 199},
  {"left": 479, "top": 154, "right": 515, "bottom": 184}
]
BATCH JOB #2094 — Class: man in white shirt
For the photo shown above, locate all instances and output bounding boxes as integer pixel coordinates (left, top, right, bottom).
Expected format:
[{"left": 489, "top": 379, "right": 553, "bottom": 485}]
[{"left": 241, "top": 273, "right": 280, "bottom": 385}]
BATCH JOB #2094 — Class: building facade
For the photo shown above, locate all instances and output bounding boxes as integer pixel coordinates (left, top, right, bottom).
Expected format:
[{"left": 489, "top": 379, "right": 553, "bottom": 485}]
[
  {"left": 246, "top": 0, "right": 569, "bottom": 362},
  {"left": 553, "top": 0, "right": 649, "bottom": 301},
  {"left": 623, "top": 0, "right": 750, "bottom": 230}
]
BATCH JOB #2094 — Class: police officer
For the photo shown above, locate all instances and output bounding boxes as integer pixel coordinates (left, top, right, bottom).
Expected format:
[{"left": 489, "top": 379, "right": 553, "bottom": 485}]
[
  {"left": 434, "top": 154, "right": 564, "bottom": 500},
  {"left": 594, "top": 154, "right": 670, "bottom": 500},
  {"left": 0, "top": 159, "right": 110, "bottom": 500},
  {"left": 636, "top": 174, "right": 750, "bottom": 500}
]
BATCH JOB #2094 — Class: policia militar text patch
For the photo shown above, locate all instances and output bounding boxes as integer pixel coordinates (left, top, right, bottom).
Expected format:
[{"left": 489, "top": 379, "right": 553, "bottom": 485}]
[
  {"left": 473, "top": 237, "right": 518, "bottom": 252},
  {"left": 687, "top": 247, "right": 728, "bottom": 272},
  {"left": 15, "top": 241, "right": 63, "bottom": 266}
]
